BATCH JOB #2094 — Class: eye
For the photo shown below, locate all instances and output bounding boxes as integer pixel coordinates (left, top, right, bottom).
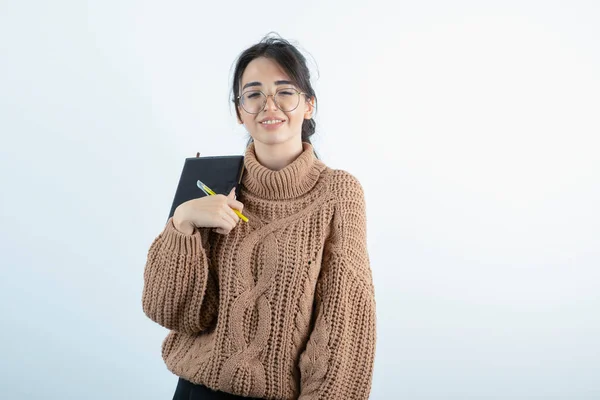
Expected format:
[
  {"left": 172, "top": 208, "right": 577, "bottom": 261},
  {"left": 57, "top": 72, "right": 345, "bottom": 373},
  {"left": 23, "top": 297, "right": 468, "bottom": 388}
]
[
  {"left": 277, "top": 90, "right": 295, "bottom": 96},
  {"left": 246, "top": 92, "right": 261, "bottom": 99}
]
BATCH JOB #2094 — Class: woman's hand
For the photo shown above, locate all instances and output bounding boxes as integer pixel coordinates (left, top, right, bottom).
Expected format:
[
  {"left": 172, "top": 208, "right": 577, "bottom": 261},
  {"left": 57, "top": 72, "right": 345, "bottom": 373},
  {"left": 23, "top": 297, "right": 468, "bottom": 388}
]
[{"left": 173, "top": 187, "right": 244, "bottom": 235}]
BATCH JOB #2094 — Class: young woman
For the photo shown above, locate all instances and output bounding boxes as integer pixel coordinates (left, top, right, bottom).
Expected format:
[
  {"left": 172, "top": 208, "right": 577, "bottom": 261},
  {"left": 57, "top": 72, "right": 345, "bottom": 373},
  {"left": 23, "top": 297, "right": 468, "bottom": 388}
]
[{"left": 142, "top": 35, "right": 377, "bottom": 400}]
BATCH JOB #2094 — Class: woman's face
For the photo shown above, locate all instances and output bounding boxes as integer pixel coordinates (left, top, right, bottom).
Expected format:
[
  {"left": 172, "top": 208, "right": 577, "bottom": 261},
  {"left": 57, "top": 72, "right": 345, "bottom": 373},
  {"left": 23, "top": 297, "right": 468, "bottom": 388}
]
[{"left": 237, "top": 57, "right": 314, "bottom": 147}]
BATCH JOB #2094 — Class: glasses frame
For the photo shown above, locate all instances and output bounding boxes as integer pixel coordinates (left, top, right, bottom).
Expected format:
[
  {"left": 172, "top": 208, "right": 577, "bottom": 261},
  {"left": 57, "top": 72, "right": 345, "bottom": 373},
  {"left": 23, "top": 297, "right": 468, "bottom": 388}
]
[{"left": 236, "top": 87, "right": 307, "bottom": 114}]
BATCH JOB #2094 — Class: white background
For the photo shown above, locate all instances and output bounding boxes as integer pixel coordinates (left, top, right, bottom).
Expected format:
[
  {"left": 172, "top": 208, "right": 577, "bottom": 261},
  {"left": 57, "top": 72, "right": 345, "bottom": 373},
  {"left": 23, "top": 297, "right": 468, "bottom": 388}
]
[{"left": 1, "top": 1, "right": 599, "bottom": 399}]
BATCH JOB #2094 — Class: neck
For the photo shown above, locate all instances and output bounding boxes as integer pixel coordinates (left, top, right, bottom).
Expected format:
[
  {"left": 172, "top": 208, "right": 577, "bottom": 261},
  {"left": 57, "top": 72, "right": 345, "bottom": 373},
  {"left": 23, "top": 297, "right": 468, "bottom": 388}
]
[{"left": 252, "top": 139, "right": 304, "bottom": 171}]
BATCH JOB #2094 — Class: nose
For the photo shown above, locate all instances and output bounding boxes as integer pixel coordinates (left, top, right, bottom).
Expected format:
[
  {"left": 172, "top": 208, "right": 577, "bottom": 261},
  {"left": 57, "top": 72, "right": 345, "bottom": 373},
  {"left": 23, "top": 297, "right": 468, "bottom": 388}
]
[{"left": 265, "top": 95, "right": 279, "bottom": 111}]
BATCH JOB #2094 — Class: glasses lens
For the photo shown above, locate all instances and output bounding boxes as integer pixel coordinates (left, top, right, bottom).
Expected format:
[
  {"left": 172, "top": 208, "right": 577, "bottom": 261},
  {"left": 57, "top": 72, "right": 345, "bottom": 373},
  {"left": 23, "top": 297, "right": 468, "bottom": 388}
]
[
  {"left": 240, "top": 89, "right": 301, "bottom": 113},
  {"left": 274, "top": 89, "right": 300, "bottom": 112},
  {"left": 241, "top": 91, "right": 266, "bottom": 113}
]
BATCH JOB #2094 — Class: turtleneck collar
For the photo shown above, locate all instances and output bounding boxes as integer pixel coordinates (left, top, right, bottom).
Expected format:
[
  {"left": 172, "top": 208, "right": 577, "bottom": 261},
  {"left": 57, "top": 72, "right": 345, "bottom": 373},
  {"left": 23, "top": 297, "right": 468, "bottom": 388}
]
[{"left": 241, "top": 141, "right": 326, "bottom": 200}]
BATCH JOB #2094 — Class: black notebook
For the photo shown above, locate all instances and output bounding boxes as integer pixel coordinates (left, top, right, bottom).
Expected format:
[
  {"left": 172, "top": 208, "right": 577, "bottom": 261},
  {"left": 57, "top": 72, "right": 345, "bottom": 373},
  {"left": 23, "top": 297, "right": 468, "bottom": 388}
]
[{"left": 167, "top": 153, "right": 245, "bottom": 221}]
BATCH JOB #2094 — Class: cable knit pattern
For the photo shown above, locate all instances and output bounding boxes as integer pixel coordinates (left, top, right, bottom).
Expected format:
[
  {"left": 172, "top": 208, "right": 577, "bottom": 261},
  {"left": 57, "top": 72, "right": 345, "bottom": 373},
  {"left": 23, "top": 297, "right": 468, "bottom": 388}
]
[{"left": 142, "top": 141, "right": 376, "bottom": 399}]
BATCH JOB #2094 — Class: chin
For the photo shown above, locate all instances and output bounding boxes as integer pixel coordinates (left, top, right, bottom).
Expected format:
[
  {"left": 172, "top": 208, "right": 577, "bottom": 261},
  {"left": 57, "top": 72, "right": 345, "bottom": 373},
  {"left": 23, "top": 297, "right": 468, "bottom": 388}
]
[{"left": 252, "top": 130, "right": 296, "bottom": 146}]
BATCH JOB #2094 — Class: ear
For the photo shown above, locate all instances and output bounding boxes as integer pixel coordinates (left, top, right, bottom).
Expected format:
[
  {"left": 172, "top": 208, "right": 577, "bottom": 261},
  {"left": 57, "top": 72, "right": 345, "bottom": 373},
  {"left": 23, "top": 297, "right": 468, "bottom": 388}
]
[{"left": 304, "top": 96, "right": 315, "bottom": 120}]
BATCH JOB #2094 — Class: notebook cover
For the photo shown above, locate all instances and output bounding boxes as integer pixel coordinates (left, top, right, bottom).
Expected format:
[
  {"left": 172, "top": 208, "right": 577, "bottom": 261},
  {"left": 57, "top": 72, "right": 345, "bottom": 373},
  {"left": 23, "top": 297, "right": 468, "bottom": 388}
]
[{"left": 167, "top": 155, "right": 245, "bottom": 221}]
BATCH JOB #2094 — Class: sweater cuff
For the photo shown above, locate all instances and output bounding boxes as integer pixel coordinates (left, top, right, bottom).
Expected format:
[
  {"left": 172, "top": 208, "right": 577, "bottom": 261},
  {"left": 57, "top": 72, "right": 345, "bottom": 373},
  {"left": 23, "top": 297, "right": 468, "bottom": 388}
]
[{"left": 162, "top": 217, "right": 204, "bottom": 256}]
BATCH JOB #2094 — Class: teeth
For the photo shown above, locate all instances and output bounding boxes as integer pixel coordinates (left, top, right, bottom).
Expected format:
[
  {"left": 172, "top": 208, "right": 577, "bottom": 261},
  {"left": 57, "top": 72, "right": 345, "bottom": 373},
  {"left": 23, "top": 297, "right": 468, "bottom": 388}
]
[{"left": 261, "top": 120, "right": 283, "bottom": 125}]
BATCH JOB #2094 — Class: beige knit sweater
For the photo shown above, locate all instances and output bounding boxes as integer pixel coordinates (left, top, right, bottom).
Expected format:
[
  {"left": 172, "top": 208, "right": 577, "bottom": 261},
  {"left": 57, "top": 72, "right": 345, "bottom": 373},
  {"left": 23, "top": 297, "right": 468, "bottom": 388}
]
[{"left": 142, "top": 141, "right": 376, "bottom": 399}]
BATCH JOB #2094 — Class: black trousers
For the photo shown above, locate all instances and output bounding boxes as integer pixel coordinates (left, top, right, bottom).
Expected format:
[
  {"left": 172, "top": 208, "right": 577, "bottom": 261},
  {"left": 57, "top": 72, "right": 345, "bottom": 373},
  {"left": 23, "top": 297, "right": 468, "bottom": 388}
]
[{"left": 172, "top": 377, "right": 261, "bottom": 400}]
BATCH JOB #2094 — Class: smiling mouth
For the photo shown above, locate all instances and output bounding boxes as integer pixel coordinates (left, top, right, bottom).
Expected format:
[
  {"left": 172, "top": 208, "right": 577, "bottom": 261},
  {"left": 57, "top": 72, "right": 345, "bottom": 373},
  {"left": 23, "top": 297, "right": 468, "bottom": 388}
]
[{"left": 260, "top": 119, "right": 285, "bottom": 125}]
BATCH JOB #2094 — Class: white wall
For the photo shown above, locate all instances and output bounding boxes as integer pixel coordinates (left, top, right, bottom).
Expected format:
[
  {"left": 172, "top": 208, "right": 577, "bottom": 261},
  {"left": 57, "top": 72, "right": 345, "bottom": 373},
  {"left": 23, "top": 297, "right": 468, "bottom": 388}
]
[{"left": 1, "top": 1, "right": 599, "bottom": 399}]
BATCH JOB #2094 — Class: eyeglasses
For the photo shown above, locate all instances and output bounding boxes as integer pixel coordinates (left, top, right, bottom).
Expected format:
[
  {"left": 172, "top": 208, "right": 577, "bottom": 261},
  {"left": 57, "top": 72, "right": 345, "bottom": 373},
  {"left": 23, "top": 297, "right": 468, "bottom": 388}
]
[{"left": 237, "top": 88, "right": 306, "bottom": 114}]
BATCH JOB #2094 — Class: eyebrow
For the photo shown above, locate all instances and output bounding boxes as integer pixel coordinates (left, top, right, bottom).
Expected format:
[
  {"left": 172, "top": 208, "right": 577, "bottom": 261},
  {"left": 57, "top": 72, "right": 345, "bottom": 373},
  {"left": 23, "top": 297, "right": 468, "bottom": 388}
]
[{"left": 242, "top": 80, "right": 294, "bottom": 91}]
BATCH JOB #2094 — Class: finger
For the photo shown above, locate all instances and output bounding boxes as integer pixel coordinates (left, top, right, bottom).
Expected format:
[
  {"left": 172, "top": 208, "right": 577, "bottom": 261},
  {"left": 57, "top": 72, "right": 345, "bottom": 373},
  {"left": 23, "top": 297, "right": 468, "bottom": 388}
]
[
  {"left": 215, "top": 219, "right": 231, "bottom": 234},
  {"left": 224, "top": 205, "right": 240, "bottom": 224},
  {"left": 221, "top": 210, "right": 238, "bottom": 228},
  {"left": 214, "top": 227, "right": 227, "bottom": 235},
  {"left": 219, "top": 219, "right": 233, "bottom": 234},
  {"left": 228, "top": 187, "right": 236, "bottom": 199},
  {"left": 227, "top": 199, "right": 244, "bottom": 213}
]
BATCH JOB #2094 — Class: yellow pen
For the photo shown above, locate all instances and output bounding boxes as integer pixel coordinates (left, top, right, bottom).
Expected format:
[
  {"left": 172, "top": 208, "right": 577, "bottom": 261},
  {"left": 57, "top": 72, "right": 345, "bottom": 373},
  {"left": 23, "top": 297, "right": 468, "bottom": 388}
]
[{"left": 197, "top": 180, "right": 249, "bottom": 223}]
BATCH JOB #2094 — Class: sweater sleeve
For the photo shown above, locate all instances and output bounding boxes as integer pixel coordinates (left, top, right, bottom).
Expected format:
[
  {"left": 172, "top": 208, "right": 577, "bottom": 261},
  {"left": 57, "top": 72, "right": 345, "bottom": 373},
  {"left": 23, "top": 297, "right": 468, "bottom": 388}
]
[
  {"left": 298, "top": 173, "right": 377, "bottom": 400},
  {"left": 142, "top": 217, "right": 219, "bottom": 334}
]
